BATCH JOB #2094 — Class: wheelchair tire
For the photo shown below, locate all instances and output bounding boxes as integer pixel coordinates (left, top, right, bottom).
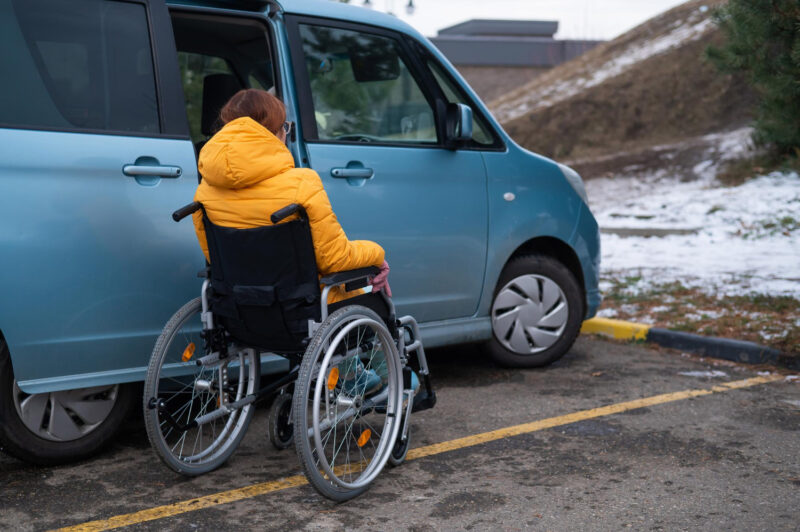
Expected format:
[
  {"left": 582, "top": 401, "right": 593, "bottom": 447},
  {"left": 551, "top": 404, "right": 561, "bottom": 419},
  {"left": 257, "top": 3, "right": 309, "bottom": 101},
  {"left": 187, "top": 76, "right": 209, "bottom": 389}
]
[
  {"left": 143, "top": 298, "right": 260, "bottom": 476},
  {"left": 267, "top": 391, "right": 294, "bottom": 450},
  {"left": 293, "top": 305, "right": 403, "bottom": 502}
]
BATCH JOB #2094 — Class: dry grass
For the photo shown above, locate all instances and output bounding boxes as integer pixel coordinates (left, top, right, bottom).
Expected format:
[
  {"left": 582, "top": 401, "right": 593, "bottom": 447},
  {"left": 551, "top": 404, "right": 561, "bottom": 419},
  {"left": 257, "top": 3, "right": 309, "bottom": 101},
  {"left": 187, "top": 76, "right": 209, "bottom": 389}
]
[
  {"left": 599, "top": 278, "right": 800, "bottom": 356},
  {"left": 500, "top": 31, "right": 756, "bottom": 162},
  {"left": 490, "top": 0, "right": 757, "bottom": 167},
  {"left": 717, "top": 153, "right": 800, "bottom": 186}
]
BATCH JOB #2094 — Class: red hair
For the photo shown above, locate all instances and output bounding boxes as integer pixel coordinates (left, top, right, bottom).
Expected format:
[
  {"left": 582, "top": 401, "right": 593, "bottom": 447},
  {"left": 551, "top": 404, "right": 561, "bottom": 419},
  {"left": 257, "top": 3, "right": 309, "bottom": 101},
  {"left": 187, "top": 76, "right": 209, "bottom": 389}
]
[{"left": 219, "top": 89, "right": 286, "bottom": 135}]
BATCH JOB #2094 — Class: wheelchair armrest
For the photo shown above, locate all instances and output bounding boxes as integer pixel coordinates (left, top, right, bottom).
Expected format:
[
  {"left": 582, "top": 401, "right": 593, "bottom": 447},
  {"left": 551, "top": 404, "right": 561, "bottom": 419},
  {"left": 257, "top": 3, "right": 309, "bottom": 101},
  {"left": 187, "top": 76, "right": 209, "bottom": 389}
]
[{"left": 320, "top": 266, "right": 381, "bottom": 291}]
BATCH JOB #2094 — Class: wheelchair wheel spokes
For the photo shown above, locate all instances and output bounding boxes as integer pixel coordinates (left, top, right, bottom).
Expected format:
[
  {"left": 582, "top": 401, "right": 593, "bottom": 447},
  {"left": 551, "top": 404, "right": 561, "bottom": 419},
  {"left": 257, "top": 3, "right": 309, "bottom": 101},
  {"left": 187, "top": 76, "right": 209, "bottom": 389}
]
[
  {"left": 160, "top": 361, "right": 240, "bottom": 463},
  {"left": 318, "top": 342, "right": 387, "bottom": 483},
  {"left": 294, "top": 305, "right": 403, "bottom": 501},
  {"left": 143, "top": 298, "right": 260, "bottom": 475}
]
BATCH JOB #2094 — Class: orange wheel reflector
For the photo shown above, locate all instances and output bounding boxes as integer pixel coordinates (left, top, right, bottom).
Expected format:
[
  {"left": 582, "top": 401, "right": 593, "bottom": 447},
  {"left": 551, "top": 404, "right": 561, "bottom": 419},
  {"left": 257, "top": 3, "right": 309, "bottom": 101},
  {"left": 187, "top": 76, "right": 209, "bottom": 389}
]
[
  {"left": 181, "top": 342, "right": 196, "bottom": 362},
  {"left": 357, "top": 429, "right": 371, "bottom": 448},
  {"left": 327, "top": 367, "right": 339, "bottom": 390}
]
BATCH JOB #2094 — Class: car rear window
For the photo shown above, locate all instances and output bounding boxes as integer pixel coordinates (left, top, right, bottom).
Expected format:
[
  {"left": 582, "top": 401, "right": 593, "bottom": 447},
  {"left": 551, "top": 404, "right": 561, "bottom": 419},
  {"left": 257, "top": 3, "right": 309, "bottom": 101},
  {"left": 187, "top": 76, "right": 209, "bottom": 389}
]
[{"left": 0, "top": 0, "right": 159, "bottom": 134}]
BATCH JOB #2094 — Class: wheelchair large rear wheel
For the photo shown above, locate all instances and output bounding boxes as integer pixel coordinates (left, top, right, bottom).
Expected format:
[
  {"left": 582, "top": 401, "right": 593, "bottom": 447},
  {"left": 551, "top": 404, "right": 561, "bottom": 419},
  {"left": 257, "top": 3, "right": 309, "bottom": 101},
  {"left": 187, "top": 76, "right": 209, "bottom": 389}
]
[
  {"left": 293, "top": 305, "right": 403, "bottom": 501},
  {"left": 143, "top": 298, "right": 260, "bottom": 475}
]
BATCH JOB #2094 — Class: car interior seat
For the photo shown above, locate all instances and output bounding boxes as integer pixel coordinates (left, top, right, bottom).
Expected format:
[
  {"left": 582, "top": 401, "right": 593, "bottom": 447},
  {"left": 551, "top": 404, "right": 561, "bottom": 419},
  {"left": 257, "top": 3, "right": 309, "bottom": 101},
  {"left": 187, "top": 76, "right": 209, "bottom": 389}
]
[{"left": 196, "top": 73, "right": 242, "bottom": 156}]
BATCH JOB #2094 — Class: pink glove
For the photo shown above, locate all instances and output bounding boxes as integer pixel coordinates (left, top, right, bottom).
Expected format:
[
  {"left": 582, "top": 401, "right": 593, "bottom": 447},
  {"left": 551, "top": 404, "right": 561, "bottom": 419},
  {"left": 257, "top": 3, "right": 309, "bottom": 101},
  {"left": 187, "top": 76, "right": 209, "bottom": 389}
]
[{"left": 370, "top": 260, "right": 392, "bottom": 297}]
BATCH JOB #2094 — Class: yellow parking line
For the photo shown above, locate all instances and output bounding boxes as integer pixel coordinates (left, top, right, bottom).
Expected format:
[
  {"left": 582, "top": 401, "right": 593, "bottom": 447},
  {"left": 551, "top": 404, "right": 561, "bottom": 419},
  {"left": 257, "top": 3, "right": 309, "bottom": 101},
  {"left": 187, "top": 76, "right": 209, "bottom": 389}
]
[{"left": 56, "top": 374, "right": 782, "bottom": 532}]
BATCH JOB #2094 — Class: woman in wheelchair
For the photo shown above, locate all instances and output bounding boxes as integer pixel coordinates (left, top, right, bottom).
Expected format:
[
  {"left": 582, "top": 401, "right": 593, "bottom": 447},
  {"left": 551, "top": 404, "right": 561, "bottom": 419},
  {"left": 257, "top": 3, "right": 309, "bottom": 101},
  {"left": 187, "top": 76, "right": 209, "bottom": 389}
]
[
  {"left": 143, "top": 89, "right": 434, "bottom": 501},
  {"left": 194, "top": 89, "right": 406, "bottom": 396}
]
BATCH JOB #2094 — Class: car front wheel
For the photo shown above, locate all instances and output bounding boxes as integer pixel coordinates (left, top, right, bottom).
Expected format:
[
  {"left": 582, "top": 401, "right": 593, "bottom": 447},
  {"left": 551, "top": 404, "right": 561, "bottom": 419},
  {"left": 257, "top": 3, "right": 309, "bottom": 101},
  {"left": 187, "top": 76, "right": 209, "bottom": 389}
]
[
  {"left": 0, "top": 339, "right": 134, "bottom": 465},
  {"left": 485, "top": 255, "right": 583, "bottom": 368}
]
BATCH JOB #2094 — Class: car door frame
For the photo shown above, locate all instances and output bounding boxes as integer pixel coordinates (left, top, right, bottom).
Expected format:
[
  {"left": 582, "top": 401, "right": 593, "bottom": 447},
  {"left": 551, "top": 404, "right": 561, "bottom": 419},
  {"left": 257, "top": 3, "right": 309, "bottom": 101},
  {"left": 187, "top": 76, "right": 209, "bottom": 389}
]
[
  {"left": 283, "top": 14, "right": 497, "bottom": 323},
  {"left": 149, "top": 0, "right": 193, "bottom": 138}
]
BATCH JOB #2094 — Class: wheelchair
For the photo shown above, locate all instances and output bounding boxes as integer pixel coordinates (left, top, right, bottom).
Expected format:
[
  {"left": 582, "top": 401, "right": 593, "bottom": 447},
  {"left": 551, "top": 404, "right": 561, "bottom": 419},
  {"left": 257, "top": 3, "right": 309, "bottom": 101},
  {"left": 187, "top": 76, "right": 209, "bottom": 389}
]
[{"left": 143, "top": 201, "right": 435, "bottom": 501}]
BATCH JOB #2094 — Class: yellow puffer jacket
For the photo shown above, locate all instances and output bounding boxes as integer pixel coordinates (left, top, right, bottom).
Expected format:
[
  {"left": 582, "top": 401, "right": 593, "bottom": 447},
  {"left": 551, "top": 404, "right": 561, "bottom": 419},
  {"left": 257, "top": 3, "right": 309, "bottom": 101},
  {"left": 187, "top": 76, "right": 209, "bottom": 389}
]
[{"left": 193, "top": 117, "right": 385, "bottom": 303}]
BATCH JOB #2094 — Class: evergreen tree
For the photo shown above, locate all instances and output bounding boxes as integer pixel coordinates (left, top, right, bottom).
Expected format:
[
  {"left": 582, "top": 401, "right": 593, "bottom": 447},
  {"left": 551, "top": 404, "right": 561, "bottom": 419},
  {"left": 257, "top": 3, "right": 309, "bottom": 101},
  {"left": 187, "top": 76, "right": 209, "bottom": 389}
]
[{"left": 707, "top": 0, "right": 800, "bottom": 155}]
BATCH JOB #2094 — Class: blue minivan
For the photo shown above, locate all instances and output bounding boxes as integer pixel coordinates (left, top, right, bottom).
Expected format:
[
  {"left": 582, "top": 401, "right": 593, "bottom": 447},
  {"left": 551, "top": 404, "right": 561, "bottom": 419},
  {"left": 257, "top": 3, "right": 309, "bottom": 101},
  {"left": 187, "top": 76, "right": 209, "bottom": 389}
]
[{"left": 0, "top": 0, "right": 600, "bottom": 464}]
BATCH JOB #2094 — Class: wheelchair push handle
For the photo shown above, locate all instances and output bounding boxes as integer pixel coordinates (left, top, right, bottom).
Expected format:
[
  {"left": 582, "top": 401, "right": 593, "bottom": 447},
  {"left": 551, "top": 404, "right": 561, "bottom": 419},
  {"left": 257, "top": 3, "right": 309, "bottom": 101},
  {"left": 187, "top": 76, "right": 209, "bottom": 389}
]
[
  {"left": 270, "top": 203, "right": 307, "bottom": 224},
  {"left": 172, "top": 202, "right": 202, "bottom": 222}
]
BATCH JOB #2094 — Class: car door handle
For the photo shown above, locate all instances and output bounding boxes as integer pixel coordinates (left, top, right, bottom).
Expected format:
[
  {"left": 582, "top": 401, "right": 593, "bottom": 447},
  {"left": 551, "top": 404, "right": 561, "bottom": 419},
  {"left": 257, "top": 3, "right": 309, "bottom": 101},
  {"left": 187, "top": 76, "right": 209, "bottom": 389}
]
[
  {"left": 330, "top": 167, "right": 374, "bottom": 179},
  {"left": 123, "top": 164, "right": 182, "bottom": 178}
]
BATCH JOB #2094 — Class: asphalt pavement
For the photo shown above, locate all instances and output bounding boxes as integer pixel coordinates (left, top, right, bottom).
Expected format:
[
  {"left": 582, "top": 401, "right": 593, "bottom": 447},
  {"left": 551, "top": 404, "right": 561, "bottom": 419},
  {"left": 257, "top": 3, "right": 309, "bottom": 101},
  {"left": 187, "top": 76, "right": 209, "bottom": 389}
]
[{"left": 1, "top": 337, "right": 798, "bottom": 531}]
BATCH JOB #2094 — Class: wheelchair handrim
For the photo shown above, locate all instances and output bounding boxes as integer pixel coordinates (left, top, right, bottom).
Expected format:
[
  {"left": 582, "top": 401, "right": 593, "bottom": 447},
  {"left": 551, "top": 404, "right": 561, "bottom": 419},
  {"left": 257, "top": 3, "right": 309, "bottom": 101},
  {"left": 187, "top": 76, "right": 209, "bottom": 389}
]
[
  {"left": 147, "top": 301, "right": 258, "bottom": 469},
  {"left": 311, "top": 316, "right": 403, "bottom": 490}
]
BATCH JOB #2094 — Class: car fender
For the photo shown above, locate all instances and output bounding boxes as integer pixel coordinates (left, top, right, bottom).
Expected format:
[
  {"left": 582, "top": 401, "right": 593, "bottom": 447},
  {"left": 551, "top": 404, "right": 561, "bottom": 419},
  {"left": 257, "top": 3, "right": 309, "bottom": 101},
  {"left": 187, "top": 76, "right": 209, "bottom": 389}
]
[{"left": 478, "top": 146, "right": 588, "bottom": 317}]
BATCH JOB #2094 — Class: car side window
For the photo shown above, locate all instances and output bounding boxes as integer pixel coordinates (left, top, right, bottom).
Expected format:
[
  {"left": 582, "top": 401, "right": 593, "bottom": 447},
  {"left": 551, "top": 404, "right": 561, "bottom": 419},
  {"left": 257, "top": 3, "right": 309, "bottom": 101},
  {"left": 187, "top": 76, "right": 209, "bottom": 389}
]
[
  {"left": 0, "top": 0, "right": 159, "bottom": 134},
  {"left": 425, "top": 59, "right": 497, "bottom": 146},
  {"left": 298, "top": 24, "right": 437, "bottom": 144}
]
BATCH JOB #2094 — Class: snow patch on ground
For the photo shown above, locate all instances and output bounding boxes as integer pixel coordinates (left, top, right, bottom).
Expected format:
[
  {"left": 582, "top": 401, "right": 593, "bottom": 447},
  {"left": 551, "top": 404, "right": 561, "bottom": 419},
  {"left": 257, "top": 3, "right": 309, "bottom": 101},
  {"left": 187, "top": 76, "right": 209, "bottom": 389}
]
[
  {"left": 761, "top": 329, "right": 790, "bottom": 340},
  {"left": 679, "top": 370, "right": 728, "bottom": 378},
  {"left": 596, "top": 308, "right": 619, "bottom": 318},
  {"left": 587, "top": 167, "right": 800, "bottom": 298},
  {"left": 493, "top": 8, "right": 714, "bottom": 122}
]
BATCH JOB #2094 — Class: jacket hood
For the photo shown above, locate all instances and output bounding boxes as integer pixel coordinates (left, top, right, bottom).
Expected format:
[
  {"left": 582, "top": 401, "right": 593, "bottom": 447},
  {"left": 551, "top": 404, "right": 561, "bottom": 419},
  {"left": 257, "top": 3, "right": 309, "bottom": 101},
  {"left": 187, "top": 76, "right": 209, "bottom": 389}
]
[{"left": 198, "top": 117, "right": 294, "bottom": 189}]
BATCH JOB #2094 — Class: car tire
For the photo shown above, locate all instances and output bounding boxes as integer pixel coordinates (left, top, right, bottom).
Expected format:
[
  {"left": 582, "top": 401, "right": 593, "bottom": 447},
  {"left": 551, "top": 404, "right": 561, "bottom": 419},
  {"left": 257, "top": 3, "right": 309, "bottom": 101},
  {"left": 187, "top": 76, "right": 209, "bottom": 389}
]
[
  {"left": 484, "top": 254, "right": 583, "bottom": 368},
  {"left": 0, "top": 338, "right": 134, "bottom": 466}
]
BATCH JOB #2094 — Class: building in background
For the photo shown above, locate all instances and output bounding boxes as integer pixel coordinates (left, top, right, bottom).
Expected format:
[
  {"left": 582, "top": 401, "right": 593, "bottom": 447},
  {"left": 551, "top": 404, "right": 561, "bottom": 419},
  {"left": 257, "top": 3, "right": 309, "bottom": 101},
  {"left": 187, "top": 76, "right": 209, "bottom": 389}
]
[{"left": 430, "top": 19, "right": 603, "bottom": 102}]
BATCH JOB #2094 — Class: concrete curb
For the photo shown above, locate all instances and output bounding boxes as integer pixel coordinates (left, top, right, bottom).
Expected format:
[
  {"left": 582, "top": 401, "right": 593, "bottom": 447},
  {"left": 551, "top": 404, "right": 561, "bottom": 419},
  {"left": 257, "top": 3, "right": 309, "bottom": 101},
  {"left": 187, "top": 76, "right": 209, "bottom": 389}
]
[{"left": 581, "top": 317, "right": 798, "bottom": 369}]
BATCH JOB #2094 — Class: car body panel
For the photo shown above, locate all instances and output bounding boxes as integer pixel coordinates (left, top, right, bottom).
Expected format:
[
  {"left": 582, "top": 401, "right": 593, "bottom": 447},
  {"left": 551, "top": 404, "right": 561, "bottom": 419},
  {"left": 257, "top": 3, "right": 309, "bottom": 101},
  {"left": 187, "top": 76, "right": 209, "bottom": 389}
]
[
  {"left": 2, "top": 0, "right": 601, "bottom": 394},
  {"left": 0, "top": 129, "right": 202, "bottom": 392},
  {"left": 479, "top": 146, "right": 600, "bottom": 319},
  {"left": 301, "top": 144, "right": 489, "bottom": 323},
  {"left": 397, "top": 27, "right": 601, "bottom": 318},
  {"left": 573, "top": 201, "right": 602, "bottom": 317}
]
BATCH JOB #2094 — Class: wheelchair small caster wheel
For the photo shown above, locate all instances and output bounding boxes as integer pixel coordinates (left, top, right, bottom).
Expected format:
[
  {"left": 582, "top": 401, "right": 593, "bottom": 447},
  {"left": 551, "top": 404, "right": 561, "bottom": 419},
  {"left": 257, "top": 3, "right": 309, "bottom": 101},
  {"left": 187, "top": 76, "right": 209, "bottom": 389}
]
[
  {"left": 268, "top": 392, "right": 293, "bottom": 450},
  {"left": 388, "top": 426, "right": 410, "bottom": 467}
]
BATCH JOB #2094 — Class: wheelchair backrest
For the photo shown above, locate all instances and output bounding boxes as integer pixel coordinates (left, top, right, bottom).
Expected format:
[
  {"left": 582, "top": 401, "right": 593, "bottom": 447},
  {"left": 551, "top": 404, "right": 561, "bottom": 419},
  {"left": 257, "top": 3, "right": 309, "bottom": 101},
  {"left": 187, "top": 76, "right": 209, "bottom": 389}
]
[{"left": 201, "top": 204, "right": 321, "bottom": 352}]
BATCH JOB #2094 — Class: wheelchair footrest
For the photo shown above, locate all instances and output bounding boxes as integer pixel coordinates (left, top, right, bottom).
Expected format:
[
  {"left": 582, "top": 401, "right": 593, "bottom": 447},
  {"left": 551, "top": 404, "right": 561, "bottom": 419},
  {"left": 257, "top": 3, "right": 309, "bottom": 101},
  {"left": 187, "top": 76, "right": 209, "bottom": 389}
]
[{"left": 411, "top": 389, "right": 436, "bottom": 413}]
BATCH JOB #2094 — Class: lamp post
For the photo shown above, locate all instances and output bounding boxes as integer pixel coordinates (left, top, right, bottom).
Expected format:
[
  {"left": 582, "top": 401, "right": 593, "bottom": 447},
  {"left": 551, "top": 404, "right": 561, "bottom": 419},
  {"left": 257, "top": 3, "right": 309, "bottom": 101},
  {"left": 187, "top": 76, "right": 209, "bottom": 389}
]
[
  {"left": 349, "top": 0, "right": 415, "bottom": 16},
  {"left": 334, "top": 0, "right": 416, "bottom": 15}
]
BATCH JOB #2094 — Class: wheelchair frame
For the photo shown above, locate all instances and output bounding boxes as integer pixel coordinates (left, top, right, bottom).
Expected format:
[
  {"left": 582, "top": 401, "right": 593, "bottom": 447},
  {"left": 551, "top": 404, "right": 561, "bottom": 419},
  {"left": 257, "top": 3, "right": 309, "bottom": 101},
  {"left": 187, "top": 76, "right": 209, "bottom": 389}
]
[{"left": 143, "top": 201, "right": 435, "bottom": 501}]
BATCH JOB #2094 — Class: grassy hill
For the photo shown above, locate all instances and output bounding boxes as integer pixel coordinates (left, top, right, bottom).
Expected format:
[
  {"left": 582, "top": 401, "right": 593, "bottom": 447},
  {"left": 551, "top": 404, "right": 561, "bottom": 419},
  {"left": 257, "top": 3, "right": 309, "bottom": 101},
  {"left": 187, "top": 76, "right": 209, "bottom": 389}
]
[{"left": 489, "top": 0, "right": 757, "bottom": 177}]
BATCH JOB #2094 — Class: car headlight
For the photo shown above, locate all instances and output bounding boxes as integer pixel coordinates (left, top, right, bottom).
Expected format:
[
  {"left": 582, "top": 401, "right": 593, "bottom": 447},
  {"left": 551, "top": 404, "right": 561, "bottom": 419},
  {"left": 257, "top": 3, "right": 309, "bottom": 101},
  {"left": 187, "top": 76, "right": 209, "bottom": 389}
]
[{"left": 558, "top": 163, "right": 589, "bottom": 205}]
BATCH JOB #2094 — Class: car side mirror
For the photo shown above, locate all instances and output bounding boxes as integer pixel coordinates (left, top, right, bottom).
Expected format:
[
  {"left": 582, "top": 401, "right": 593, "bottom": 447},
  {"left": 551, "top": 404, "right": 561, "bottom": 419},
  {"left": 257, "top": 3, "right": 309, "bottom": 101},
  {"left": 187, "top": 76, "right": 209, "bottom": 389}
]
[{"left": 445, "top": 102, "right": 473, "bottom": 148}]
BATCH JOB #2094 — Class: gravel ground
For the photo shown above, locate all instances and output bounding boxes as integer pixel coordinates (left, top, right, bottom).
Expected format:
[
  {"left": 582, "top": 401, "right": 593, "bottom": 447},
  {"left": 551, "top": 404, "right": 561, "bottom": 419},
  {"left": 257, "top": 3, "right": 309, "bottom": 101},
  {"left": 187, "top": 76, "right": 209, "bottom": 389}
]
[{"left": 1, "top": 337, "right": 798, "bottom": 531}]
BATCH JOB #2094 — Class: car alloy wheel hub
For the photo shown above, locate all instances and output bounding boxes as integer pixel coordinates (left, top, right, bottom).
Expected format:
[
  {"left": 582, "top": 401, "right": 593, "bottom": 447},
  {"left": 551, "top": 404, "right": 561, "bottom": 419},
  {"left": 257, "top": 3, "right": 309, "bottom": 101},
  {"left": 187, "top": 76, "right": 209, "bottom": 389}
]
[
  {"left": 12, "top": 381, "right": 119, "bottom": 442},
  {"left": 491, "top": 274, "right": 569, "bottom": 355}
]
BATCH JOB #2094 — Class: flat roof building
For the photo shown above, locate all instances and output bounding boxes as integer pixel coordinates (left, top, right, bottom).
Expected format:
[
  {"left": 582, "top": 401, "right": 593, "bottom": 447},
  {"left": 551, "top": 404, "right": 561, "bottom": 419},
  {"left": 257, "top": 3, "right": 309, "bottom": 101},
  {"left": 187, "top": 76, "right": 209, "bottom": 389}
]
[{"left": 430, "top": 19, "right": 603, "bottom": 101}]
